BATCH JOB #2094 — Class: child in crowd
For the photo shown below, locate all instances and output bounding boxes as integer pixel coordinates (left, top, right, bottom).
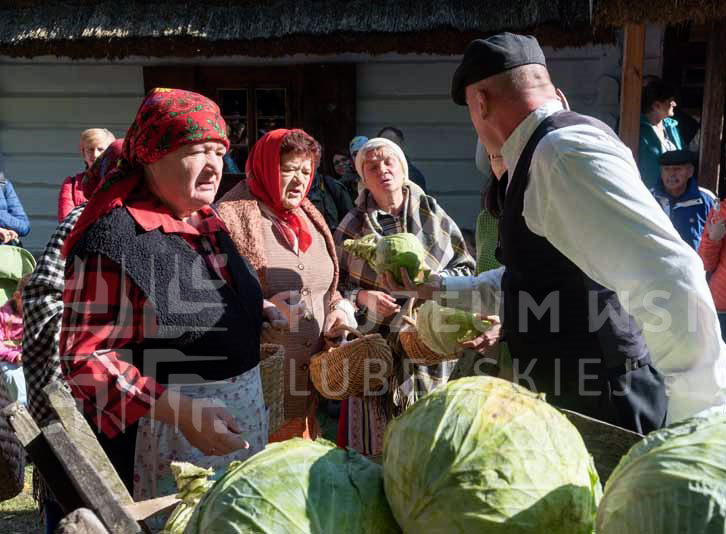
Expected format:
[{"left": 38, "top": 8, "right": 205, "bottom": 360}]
[{"left": 0, "top": 275, "right": 30, "bottom": 403}]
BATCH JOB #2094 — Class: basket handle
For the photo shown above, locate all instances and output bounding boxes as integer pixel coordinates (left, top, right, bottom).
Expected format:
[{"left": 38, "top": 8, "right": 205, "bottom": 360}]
[{"left": 327, "top": 323, "right": 366, "bottom": 340}]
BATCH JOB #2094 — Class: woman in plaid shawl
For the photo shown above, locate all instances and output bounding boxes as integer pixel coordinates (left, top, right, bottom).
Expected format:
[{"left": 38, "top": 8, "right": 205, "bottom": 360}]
[{"left": 333, "top": 137, "right": 475, "bottom": 457}]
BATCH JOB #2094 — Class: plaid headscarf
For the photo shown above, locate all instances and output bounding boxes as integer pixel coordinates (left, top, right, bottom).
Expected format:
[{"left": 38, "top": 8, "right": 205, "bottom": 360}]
[{"left": 62, "top": 88, "right": 229, "bottom": 256}]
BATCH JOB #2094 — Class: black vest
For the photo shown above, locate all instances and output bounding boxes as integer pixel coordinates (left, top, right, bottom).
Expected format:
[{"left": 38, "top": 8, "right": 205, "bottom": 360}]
[
  {"left": 496, "top": 111, "right": 667, "bottom": 433},
  {"left": 68, "top": 206, "right": 263, "bottom": 385}
]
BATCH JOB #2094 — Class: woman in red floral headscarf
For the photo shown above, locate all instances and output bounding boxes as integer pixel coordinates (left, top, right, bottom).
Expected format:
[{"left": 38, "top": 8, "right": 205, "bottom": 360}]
[
  {"left": 60, "top": 89, "right": 283, "bottom": 512},
  {"left": 216, "top": 129, "right": 356, "bottom": 442}
]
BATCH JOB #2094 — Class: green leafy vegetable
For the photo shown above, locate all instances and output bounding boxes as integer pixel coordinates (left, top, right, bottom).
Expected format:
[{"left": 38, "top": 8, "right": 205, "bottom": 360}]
[
  {"left": 416, "top": 300, "right": 490, "bottom": 356},
  {"left": 343, "top": 232, "right": 427, "bottom": 284},
  {"left": 186, "top": 439, "right": 400, "bottom": 534},
  {"left": 383, "top": 376, "right": 601, "bottom": 533},
  {"left": 160, "top": 461, "right": 215, "bottom": 534},
  {"left": 597, "top": 407, "right": 726, "bottom": 534}
]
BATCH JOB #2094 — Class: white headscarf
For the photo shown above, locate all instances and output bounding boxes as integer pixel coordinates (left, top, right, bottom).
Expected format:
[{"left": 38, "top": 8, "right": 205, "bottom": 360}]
[{"left": 354, "top": 137, "right": 409, "bottom": 186}]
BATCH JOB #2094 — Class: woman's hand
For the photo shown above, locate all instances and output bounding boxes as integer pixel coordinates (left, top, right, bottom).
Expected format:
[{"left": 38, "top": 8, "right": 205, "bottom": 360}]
[
  {"left": 708, "top": 208, "right": 726, "bottom": 242},
  {"left": 262, "top": 299, "right": 290, "bottom": 330},
  {"left": 459, "top": 315, "right": 502, "bottom": 353},
  {"left": 322, "top": 308, "right": 352, "bottom": 346},
  {"left": 357, "top": 289, "right": 400, "bottom": 318},
  {"left": 153, "top": 391, "right": 248, "bottom": 456},
  {"left": 0, "top": 228, "right": 17, "bottom": 244}
]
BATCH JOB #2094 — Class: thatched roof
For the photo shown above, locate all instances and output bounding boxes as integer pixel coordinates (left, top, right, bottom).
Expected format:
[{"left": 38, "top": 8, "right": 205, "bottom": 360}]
[
  {"left": 2, "top": 0, "right": 724, "bottom": 59},
  {"left": 0, "top": 0, "right": 608, "bottom": 58},
  {"left": 598, "top": 0, "right": 726, "bottom": 26}
]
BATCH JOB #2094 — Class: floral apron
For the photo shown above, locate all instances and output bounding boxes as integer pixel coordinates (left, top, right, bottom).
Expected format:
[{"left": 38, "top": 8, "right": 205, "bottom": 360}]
[{"left": 132, "top": 365, "right": 267, "bottom": 530}]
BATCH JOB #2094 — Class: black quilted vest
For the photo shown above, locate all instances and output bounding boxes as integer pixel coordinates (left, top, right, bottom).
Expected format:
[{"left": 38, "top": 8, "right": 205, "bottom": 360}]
[{"left": 68, "top": 206, "right": 263, "bottom": 385}]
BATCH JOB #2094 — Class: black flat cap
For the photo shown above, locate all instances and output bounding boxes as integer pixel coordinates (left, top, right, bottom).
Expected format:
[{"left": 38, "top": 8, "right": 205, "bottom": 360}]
[
  {"left": 451, "top": 32, "right": 547, "bottom": 106},
  {"left": 659, "top": 150, "right": 696, "bottom": 166}
]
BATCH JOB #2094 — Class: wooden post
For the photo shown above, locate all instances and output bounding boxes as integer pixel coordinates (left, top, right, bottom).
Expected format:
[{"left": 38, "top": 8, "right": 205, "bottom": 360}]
[
  {"left": 699, "top": 21, "right": 726, "bottom": 195},
  {"left": 619, "top": 24, "right": 646, "bottom": 157}
]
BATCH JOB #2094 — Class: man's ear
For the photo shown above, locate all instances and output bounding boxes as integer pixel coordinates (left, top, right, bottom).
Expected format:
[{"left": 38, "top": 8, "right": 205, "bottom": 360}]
[{"left": 475, "top": 86, "right": 490, "bottom": 121}]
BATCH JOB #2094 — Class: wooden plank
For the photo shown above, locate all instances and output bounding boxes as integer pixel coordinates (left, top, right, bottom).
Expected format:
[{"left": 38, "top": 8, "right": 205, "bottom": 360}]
[
  {"left": 0, "top": 65, "right": 143, "bottom": 95},
  {"left": 44, "top": 381, "right": 134, "bottom": 507},
  {"left": 56, "top": 508, "right": 111, "bottom": 534},
  {"left": 618, "top": 24, "right": 646, "bottom": 157},
  {"left": 3, "top": 402, "right": 86, "bottom": 514},
  {"left": 0, "top": 127, "right": 126, "bottom": 156},
  {"left": 560, "top": 408, "right": 643, "bottom": 482},
  {"left": 358, "top": 97, "right": 471, "bottom": 125},
  {"left": 43, "top": 422, "right": 141, "bottom": 534},
  {"left": 0, "top": 96, "right": 140, "bottom": 126},
  {"left": 698, "top": 22, "right": 726, "bottom": 195}
]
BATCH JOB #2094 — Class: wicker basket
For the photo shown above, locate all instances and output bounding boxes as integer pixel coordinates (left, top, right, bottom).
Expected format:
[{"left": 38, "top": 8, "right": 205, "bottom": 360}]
[
  {"left": 259, "top": 343, "right": 285, "bottom": 436},
  {"left": 310, "top": 327, "right": 393, "bottom": 400},
  {"left": 399, "top": 306, "right": 460, "bottom": 365}
]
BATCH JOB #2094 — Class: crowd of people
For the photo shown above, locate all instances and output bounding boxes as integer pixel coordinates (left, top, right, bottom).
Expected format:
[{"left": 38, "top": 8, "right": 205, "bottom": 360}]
[{"left": 0, "top": 31, "right": 724, "bottom": 531}]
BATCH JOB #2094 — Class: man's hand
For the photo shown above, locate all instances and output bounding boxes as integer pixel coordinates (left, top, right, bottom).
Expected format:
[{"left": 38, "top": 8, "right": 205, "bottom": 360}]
[
  {"left": 459, "top": 315, "right": 502, "bottom": 353},
  {"left": 383, "top": 268, "right": 442, "bottom": 301}
]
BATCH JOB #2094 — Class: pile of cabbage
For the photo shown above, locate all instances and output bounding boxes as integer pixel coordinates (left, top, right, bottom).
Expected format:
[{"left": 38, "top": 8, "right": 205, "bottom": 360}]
[
  {"left": 416, "top": 300, "right": 490, "bottom": 356},
  {"left": 161, "top": 376, "right": 726, "bottom": 534},
  {"left": 597, "top": 407, "right": 726, "bottom": 533},
  {"left": 343, "top": 232, "right": 427, "bottom": 284}
]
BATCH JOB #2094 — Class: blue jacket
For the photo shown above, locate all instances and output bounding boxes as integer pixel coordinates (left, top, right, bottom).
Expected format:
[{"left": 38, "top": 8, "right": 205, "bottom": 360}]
[
  {"left": 0, "top": 180, "right": 30, "bottom": 237},
  {"left": 638, "top": 116, "right": 683, "bottom": 189},
  {"left": 651, "top": 176, "right": 715, "bottom": 251}
]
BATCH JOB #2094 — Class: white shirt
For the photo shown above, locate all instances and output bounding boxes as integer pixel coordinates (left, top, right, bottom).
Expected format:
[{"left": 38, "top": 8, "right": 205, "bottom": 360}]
[{"left": 444, "top": 100, "right": 726, "bottom": 423}]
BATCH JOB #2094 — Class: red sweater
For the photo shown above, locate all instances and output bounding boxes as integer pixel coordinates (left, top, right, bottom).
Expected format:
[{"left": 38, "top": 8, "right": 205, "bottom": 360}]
[
  {"left": 699, "top": 201, "right": 726, "bottom": 310},
  {"left": 58, "top": 173, "right": 88, "bottom": 222}
]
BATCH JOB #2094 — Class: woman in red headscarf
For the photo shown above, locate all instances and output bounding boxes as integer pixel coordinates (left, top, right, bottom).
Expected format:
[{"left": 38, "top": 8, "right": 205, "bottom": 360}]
[
  {"left": 60, "top": 89, "right": 281, "bottom": 512},
  {"left": 216, "top": 129, "right": 356, "bottom": 442}
]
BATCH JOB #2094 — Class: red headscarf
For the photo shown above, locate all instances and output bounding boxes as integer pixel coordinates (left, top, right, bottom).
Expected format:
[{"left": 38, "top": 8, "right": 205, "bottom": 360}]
[
  {"left": 62, "top": 88, "right": 229, "bottom": 257},
  {"left": 80, "top": 138, "right": 124, "bottom": 198},
  {"left": 246, "top": 129, "right": 317, "bottom": 253}
]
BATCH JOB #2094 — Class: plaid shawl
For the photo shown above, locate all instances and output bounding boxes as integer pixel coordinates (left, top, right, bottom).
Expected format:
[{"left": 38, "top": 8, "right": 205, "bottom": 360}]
[
  {"left": 334, "top": 182, "right": 475, "bottom": 300},
  {"left": 333, "top": 183, "right": 474, "bottom": 456}
]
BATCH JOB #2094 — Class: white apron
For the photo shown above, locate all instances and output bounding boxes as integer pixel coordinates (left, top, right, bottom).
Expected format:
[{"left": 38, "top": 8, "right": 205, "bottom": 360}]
[{"left": 132, "top": 365, "right": 268, "bottom": 530}]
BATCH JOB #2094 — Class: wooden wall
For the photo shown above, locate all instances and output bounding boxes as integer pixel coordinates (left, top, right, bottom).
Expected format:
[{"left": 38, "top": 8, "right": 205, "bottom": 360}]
[{"left": 0, "top": 39, "right": 629, "bottom": 254}]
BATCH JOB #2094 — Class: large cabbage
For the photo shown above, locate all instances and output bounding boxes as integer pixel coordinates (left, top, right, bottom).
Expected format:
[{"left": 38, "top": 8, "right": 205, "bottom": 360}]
[
  {"left": 416, "top": 300, "right": 490, "bottom": 355},
  {"left": 186, "top": 438, "right": 400, "bottom": 534},
  {"left": 343, "top": 232, "right": 426, "bottom": 284},
  {"left": 597, "top": 407, "right": 726, "bottom": 533},
  {"left": 383, "top": 377, "right": 601, "bottom": 533}
]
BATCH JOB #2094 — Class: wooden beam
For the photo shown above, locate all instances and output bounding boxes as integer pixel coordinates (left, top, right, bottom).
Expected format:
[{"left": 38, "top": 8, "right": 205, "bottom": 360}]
[
  {"left": 42, "top": 422, "right": 141, "bottom": 534},
  {"left": 3, "top": 402, "right": 86, "bottom": 514},
  {"left": 619, "top": 24, "right": 646, "bottom": 157},
  {"left": 44, "top": 381, "right": 134, "bottom": 507},
  {"left": 699, "top": 21, "right": 726, "bottom": 195}
]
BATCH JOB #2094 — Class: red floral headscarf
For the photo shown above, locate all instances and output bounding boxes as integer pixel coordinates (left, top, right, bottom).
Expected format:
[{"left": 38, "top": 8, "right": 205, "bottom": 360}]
[
  {"left": 81, "top": 138, "right": 124, "bottom": 198},
  {"left": 63, "top": 88, "right": 229, "bottom": 257},
  {"left": 246, "top": 129, "right": 317, "bottom": 253}
]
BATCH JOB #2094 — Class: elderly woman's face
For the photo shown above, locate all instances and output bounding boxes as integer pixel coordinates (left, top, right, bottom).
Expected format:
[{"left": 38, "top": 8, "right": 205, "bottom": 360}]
[
  {"left": 145, "top": 141, "right": 226, "bottom": 217},
  {"left": 362, "top": 148, "right": 404, "bottom": 197},
  {"left": 280, "top": 151, "right": 312, "bottom": 210},
  {"left": 81, "top": 136, "right": 113, "bottom": 168}
]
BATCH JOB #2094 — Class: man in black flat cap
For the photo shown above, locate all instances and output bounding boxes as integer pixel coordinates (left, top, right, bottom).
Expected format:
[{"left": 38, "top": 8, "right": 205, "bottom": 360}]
[
  {"left": 651, "top": 149, "right": 715, "bottom": 251},
  {"left": 401, "top": 32, "right": 726, "bottom": 433}
]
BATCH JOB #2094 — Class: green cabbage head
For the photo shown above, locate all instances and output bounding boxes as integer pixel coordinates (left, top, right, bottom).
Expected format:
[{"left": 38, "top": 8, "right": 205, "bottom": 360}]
[
  {"left": 597, "top": 407, "right": 726, "bottom": 534},
  {"left": 416, "top": 300, "right": 490, "bottom": 356},
  {"left": 343, "top": 232, "right": 426, "bottom": 284},
  {"left": 383, "top": 376, "right": 601, "bottom": 533},
  {"left": 186, "top": 438, "right": 400, "bottom": 534}
]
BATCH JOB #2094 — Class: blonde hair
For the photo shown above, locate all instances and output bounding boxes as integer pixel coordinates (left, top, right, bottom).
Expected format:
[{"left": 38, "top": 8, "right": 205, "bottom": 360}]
[{"left": 80, "top": 128, "right": 115, "bottom": 148}]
